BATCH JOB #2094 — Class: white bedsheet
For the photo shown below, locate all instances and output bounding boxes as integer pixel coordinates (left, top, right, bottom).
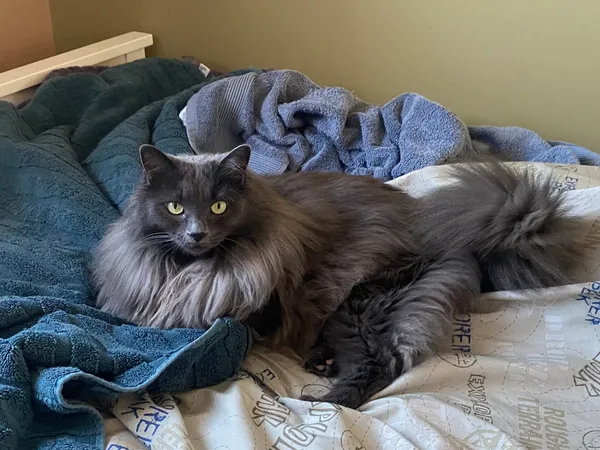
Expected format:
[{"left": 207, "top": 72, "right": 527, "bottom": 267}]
[{"left": 104, "top": 163, "right": 600, "bottom": 450}]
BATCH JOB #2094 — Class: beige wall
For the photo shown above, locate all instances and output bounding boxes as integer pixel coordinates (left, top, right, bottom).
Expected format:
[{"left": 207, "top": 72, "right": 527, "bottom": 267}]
[
  {"left": 50, "top": 0, "right": 600, "bottom": 151},
  {"left": 1, "top": 0, "right": 54, "bottom": 72}
]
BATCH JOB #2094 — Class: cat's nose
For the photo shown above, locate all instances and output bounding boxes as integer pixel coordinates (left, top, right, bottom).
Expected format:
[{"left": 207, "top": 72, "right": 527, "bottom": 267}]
[{"left": 187, "top": 232, "right": 207, "bottom": 242}]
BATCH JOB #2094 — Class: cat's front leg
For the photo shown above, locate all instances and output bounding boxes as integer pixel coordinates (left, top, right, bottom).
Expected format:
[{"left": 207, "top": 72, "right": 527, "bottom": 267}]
[{"left": 300, "top": 250, "right": 481, "bottom": 409}]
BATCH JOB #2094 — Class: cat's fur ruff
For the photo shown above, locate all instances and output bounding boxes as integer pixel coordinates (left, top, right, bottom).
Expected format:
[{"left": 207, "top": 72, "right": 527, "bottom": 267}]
[{"left": 92, "top": 144, "right": 578, "bottom": 409}]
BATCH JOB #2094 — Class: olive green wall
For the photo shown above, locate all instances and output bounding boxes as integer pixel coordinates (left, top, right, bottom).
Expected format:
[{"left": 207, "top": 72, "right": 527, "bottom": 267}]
[{"left": 50, "top": 0, "right": 600, "bottom": 150}]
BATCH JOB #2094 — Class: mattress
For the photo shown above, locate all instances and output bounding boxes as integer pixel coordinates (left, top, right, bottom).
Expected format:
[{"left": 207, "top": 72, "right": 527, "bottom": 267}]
[{"left": 104, "top": 162, "right": 600, "bottom": 450}]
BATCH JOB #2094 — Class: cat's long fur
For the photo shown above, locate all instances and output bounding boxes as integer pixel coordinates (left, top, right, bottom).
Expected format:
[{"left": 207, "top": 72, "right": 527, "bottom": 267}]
[{"left": 92, "top": 145, "right": 578, "bottom": 409}]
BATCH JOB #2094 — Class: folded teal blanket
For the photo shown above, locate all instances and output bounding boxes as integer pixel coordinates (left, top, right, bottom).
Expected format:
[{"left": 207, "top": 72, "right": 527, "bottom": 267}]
[{"left": 0, "top": 58, "right": 251, "bottom": 450}]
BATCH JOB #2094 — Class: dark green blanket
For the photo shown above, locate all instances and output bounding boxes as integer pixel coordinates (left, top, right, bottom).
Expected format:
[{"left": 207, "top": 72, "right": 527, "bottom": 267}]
[{"left": 0, "top": 58, "right": 251, "bottom": 449}]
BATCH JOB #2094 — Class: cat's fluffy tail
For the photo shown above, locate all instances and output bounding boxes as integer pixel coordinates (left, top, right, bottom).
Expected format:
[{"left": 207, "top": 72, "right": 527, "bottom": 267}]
[{"left": 418, "top": 162, "right": 579, "bottom": 291}]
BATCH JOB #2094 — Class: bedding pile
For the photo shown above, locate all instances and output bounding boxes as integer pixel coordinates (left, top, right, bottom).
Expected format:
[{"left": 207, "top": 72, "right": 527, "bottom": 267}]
[
  {"left": 1, "top": 57, "right": 599, "bottom": 449},
  {"left": 0, "top": 59, "right": 251, "bottom": 449},
  {"left": 180, "top": 70, "right": 600, "bottom": 179}
]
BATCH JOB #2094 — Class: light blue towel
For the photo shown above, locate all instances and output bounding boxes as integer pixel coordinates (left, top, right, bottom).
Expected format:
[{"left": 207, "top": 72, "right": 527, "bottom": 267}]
[
  {"left": 181, "top": 70, "right": 600, "bottom": 179},
  {"left": 0, "top": 58, "right": 251, "bottom": 450}
]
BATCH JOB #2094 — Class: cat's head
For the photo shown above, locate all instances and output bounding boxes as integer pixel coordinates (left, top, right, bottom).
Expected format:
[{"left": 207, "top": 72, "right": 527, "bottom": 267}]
[{"left": 135, "top": 144, "right": 252, "bottom": 256}]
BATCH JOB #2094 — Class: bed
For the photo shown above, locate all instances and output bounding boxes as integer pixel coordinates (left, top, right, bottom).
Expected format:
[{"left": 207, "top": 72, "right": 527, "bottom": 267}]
[
  {"left": 2, "top": 33, "right": 600, "bottom": 450},
  {"left": 105, "top": 162, "right": 600, "bottom": 450}
]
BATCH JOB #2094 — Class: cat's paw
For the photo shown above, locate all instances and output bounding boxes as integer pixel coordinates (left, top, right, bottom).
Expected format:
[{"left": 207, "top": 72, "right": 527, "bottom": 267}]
[
  {"left": 302, "top": 348, "right": 339, "bottom": 378},
  {"left": 300, "top": 387, "right": 362, "bottom": 410}
]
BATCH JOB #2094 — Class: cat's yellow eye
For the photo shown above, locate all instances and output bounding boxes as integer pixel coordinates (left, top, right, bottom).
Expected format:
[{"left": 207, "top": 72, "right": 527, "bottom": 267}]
[
  {"left": 167, "top": 202, "right": 184, "bottom": 215},
  {"left": 210, "top": 201, "right": 227, "bottom": 215}
]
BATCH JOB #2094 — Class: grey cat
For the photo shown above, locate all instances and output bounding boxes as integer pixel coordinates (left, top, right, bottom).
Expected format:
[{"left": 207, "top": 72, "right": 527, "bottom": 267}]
[{"left": 92, "top": 144, "right": 578, "bottom": 409}]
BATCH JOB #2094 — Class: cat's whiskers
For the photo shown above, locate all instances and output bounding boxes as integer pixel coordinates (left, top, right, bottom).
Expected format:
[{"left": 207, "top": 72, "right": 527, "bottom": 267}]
[
  {"left": 131, "top": 232, "right": 171, "bottom": 249},
  {"left": 163, "top": 242, "right": 180, "bottom": 260},
  {"left": 222, "top": 237, "right": 251, "bottom": 252},
  {"left": 156, "top": 241, "right": 175, "bottom": 253},
  {"left": 217, "top": 242, "right": 237, "bottom": 259}
]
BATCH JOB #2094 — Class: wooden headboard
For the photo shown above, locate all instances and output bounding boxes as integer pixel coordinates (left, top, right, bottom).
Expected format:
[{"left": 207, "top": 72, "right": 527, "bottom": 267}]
[{"left": 0, "top": 32, "right": 153, "bottom": 105}]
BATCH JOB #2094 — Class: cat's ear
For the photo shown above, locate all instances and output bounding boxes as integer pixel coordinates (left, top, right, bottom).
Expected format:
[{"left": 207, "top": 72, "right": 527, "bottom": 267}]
[
  {"left": 220, "top": 144, "right": 251, "bottom": 173},
  {"left": 139, "top": 144, "right": 176, "bottom": 182}
]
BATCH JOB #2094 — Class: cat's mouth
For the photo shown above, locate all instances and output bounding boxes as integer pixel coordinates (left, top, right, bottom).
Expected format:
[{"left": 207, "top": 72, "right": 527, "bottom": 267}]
[
  {"left": 172, "top": 238, "right": 218, "bottom": 258},
  {"left": 176, "top": 244, "right": 213, "bottom": 257}
]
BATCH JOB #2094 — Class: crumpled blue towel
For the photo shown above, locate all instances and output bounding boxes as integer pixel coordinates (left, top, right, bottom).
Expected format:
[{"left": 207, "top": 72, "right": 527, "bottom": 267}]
[{"left": 180, "top": 70, "right": 600, "bottom": 180}]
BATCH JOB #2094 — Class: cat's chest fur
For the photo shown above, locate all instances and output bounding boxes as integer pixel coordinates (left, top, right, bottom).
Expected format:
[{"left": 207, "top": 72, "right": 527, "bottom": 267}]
[{"left": 149, "top": 232, "right": 310, "bottom": 330}]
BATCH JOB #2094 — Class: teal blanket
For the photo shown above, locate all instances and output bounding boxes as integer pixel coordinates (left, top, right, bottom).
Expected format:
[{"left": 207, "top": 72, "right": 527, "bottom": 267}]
[{"left": 0, "top": 58, "right": 251, "bottom": 449}]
